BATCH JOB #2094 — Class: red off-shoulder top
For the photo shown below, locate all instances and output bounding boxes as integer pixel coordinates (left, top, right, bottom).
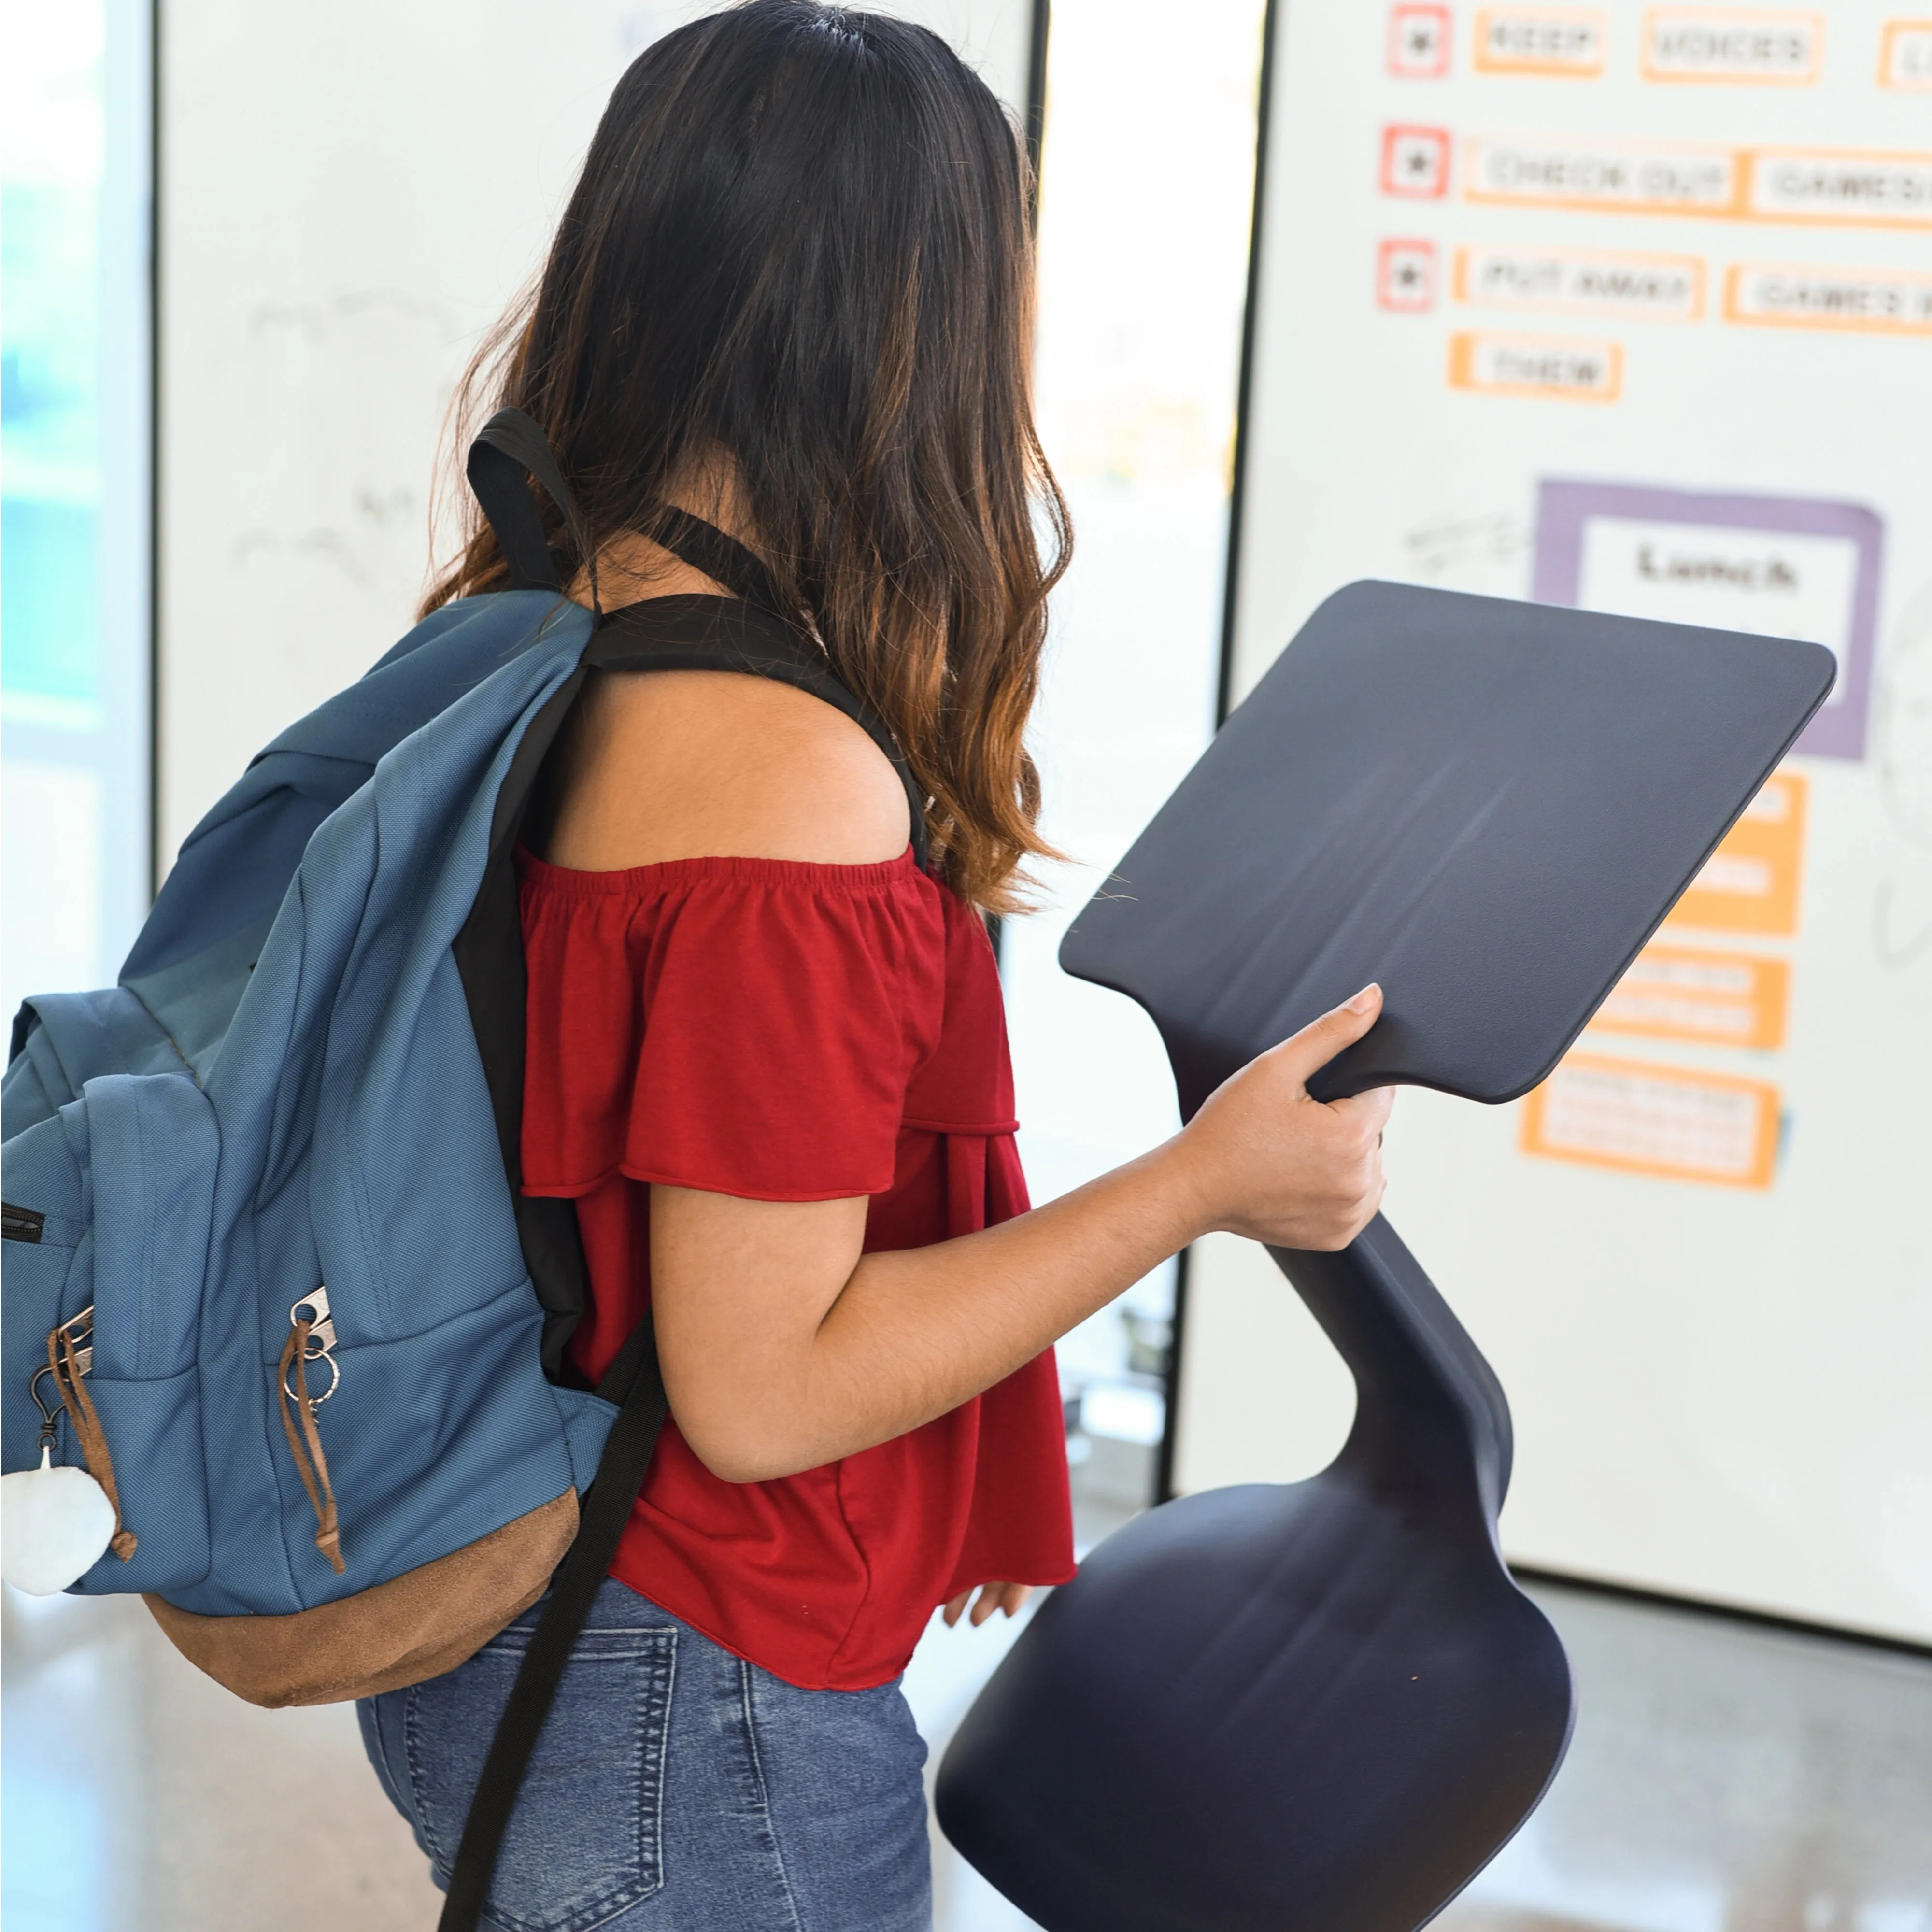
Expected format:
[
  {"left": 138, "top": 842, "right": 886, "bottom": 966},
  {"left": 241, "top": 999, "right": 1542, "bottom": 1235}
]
[{"left": 516, "top": 846, "right": 1076, "bottom": 1691}]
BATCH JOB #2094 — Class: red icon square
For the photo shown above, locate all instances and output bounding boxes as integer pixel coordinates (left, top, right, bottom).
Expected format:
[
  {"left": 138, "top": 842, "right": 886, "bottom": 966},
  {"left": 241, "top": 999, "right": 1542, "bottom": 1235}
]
[
  {"left": 1381, "top": 124, "right": 1452, "bottom": 199},
  {"left": 1376, "top": 239, "right": 1439, "bottom": 312},
  {"left": 1388, "top": 4, "right": 1453, "bottom": 77}
]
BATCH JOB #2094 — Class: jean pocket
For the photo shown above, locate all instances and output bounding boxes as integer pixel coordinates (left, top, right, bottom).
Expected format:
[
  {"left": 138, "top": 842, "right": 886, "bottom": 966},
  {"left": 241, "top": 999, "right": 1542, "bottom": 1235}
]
[{"left": 404, "top": 1622, "right": 677, "bottom": 1932}]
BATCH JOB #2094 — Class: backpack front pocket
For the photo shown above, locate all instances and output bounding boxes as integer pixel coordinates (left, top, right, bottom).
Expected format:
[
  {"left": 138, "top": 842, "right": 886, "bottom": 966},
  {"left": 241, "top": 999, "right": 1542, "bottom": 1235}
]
[
  {"left": 66, "top": 1072, "right": 219, "bottom": 1594},
  {"left": 77, "top": 1367, "right": 211, "bottom": 1592},
  {"left": 1, "top": 1170, "right": 87, "bottom": 1475}
]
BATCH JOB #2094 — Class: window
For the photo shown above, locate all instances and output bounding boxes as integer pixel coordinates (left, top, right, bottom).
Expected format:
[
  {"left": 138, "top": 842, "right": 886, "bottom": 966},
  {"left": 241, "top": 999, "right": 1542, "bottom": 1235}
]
[{"left": 2, "top": 0, "right": 152, "bottom": 1026}]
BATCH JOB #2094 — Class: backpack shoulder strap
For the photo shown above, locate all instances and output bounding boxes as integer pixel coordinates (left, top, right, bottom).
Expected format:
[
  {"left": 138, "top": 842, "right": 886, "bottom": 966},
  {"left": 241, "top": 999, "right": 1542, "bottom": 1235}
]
[
  {"left": 442, "top": 418, "right": 938, "bottom": 1932},
  {"left": 437, "top": 1318, "right": 667, "bottom": 1932},
  {"left": 466, "top": 408, "right": 601, "bottom": 615},
  {"left": 456, "top": 429, "right": 933, "bottom": 1369},
  {"left": 586, "top": 596, "right": 932, "bottom": 875},
  {"left": 462, "top": 410, "right": 930, "bottom": 871},
  {"left": 465, "top": 410, "right": 786, "bottom": 622}
]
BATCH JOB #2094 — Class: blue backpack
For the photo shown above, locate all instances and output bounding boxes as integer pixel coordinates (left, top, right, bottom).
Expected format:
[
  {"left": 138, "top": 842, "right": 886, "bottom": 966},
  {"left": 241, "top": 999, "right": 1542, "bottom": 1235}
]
[{"left": 1, "top": 412, "right": 929, "bottom": 1929}]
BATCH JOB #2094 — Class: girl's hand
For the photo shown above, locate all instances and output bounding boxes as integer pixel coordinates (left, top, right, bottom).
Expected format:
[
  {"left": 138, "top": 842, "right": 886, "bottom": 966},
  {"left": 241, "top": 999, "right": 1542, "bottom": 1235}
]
[
  {"left": 943, "top": 1580, "right": 1032, "bottom": 1628},
  {"left": 1173, "top": 985, "right": 1395, "bottom": 1252},
  {"left": 652, "top": 986, "right": 1395, "bottom": 1486}
]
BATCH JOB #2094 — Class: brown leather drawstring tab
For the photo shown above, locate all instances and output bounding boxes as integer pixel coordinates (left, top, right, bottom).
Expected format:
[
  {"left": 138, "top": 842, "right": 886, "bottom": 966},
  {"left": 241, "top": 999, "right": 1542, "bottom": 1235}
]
[
  {"left": 47, "top": 1326, "right": 137, "bottom": 1561},
  {"left": 277, "top": 1318, "right": 346, "bottom": 1574}
]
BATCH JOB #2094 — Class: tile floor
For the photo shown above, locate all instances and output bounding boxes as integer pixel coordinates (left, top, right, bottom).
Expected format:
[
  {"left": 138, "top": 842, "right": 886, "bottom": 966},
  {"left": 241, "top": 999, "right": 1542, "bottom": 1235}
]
[
  {"left": 1442, "top": 1583, "right": 1932, "bottom": 1932},
  {"left": 4, "top": 1567, "right": 1927, "bottom": 1932}
]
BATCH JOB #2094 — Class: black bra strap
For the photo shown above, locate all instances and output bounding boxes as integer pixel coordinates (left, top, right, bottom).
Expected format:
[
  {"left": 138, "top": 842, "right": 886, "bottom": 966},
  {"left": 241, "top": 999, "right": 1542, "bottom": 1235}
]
[
  {"left": 588, "top": 597, "right": 931, "bottom": 874},
  {"left": 465, "top": 412, "right": 928, "bottom": 869},
  {"left": 466, "top": 411, "right": 787, "bottom": 629},
  {"left": 650, "top": 507, "right": 791, "bottom": 618},
  {"left": 467, "top": 409, "right": 600, "bottom": 616}
]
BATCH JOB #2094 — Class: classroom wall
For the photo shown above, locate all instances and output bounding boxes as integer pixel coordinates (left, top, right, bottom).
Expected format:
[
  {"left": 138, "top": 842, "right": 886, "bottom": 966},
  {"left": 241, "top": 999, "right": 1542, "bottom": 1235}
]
[{"left": 156, "top": 0, "right": 1034, "bottom": 862}]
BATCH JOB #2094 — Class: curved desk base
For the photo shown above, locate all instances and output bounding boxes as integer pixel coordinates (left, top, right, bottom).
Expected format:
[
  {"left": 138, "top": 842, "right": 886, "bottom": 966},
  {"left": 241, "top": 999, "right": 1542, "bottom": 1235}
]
[{"left": 937, "top": 1228, "right": 1575, "bottom": 1932}]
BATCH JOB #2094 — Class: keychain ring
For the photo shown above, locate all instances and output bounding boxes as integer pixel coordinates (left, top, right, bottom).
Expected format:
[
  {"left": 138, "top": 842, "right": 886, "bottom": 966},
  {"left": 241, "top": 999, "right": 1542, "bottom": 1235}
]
[{"left": 283, "top": 1349, "right": 340, "bottom": 1407}]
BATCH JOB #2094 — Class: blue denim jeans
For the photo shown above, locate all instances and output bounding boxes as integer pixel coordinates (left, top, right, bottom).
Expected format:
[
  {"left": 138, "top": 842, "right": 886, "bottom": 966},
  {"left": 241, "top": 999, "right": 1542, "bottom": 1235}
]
[{"left": 358, "top": 1577, "right": 932, "bottom": 1932}]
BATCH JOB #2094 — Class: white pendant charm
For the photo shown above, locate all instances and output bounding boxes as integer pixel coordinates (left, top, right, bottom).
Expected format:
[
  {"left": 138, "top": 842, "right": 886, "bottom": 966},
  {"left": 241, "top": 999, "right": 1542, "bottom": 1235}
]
[{"left": 1, "top": 1448, "right": 117, "bottom": 1595}]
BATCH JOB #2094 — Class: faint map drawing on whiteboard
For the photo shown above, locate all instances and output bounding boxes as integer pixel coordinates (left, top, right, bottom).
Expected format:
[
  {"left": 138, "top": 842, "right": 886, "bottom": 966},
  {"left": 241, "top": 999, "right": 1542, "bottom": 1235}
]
[
  {"left": 230, "top": 289, "right": 470, "bottom": 701},
  {"left": 1531, "top": 480, "right": 1883, "bottom": 759}
]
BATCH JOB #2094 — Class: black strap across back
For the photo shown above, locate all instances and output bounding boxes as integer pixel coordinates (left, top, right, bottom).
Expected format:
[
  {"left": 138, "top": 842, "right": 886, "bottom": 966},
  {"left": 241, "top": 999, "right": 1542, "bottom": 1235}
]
[
  {"left": 464, "top": 405, "right": 930, "bottom": 872},
  {"left": 440, "top": 411, "right": 927, "bottom": 1932}
]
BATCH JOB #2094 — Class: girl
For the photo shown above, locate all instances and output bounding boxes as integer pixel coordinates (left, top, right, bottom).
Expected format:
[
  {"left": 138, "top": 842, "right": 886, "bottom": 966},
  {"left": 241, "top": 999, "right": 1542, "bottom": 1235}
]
[{"left": 358, "top": 6, "right": 1392, "bottom": 1927}]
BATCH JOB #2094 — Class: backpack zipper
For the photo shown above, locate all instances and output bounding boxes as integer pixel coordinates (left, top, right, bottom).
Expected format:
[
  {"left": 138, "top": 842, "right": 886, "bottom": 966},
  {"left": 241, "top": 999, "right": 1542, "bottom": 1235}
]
[{"left": 2, "top": 1202, "right": 45, "bottom": 1243}]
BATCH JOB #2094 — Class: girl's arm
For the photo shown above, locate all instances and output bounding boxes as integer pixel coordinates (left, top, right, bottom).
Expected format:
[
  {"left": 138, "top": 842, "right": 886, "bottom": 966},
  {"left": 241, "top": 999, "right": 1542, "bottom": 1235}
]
[{"left": 653, "top": 991, "right": 1389, "bottom": 1483}]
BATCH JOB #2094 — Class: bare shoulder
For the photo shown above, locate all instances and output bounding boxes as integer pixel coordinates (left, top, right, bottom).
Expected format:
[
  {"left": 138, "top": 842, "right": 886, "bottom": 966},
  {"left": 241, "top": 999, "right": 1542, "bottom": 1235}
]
[{"left": 542, "top": 668, "right": 912, "bottom": 870}]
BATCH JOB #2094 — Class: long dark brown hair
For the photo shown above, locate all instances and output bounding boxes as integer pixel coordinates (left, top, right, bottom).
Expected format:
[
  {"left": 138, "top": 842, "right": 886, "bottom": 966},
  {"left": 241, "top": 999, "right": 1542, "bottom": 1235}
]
[{"left": 425, "top": 0, "right": 1069, "bottom": 909}]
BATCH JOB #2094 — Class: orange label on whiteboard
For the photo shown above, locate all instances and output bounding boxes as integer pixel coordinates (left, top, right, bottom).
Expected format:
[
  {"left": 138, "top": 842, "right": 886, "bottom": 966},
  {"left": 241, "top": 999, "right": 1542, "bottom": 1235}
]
[
  {"left": 1521, "top": 1053, "right": 1781, "bottom": 1187},
  {"left": 1474, "top": 7, "right": 1609, "bottom": 74},
  {"left": 1456, "top": 244, "right": 1705, "bottom": 319},
  {"left": 1741, "top": 148, "right": 1932, "bottom": 229},
  {"left": 1665, "top": 770, "right": 1807, "bottom": 934},
  {"left": 1724, "top": 260, "right": 1932, "bottom": 332},
  {"left": 1589, "top": 944, "right": 1790, "bottom": 1048},
  {"left": 1879, "top": 21, "right": 1932, "bottom": 89},
  {"left": 1465, "top": 136, "right": 1742, "bottom": 216},
  {"left": 1448, "top": 331, "right": 1623, "bottom": 399},
  {"left": 1641, "top": 8, "right": 1824, "bottom": 84}
]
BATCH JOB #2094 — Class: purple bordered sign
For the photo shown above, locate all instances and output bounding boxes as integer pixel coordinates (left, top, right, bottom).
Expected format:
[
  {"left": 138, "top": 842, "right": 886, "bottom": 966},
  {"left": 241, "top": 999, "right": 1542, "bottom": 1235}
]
[{"left": 1533, "top": 479, "right": 1883, "bottom": 760}]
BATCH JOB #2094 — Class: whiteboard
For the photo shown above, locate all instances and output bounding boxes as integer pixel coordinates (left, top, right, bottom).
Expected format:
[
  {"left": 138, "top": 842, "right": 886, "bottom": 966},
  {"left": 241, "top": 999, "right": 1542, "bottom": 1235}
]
[
  {"left": 157, "top": 0, "right": 1036, "bottom": 861},
  {"left": 1176, "top": 0, "right": 1932, "bottom": 1644}
]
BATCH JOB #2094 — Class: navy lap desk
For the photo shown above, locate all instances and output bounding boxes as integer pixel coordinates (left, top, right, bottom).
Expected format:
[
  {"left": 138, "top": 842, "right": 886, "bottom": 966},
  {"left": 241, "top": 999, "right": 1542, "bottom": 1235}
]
[{"left": 935, "top": 582, "right": 1833, "bottom": 1932}]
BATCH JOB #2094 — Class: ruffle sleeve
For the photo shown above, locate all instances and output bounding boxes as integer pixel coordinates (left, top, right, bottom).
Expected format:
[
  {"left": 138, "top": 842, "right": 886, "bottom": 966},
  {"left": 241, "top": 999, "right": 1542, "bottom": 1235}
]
[{"left": 517, "top": 849, "right": 947, "bottom": 1202}]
